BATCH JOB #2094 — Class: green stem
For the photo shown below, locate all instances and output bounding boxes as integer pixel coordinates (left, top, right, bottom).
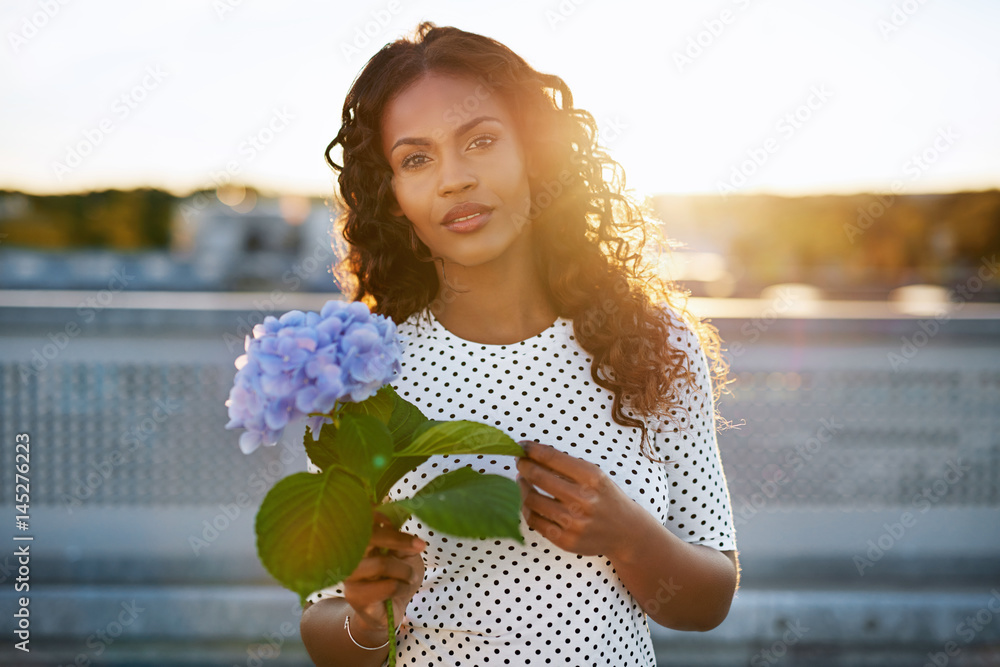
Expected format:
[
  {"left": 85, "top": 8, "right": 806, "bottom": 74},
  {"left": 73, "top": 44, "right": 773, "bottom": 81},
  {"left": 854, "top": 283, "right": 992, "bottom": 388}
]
[
  {"left": 385, "top": 597, "right": 396, "bottom": 666},
  {"left": 377, "top": 536, "right": 396, "bottom": 666}
]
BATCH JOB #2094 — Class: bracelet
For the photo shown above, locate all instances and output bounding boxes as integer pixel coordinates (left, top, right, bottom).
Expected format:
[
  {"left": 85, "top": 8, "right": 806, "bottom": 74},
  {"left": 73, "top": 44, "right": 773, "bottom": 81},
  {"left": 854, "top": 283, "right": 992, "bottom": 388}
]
[{"left": 344, "top": 614, "right": 401, "bottom": 650}]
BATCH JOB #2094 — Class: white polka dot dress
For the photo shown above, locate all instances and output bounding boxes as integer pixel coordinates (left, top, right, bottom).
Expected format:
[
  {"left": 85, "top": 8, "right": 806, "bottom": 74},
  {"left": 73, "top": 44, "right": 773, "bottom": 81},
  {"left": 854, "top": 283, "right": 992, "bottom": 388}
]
[{"left": 305, "top": 306, "right": 737, "bottom": 666}]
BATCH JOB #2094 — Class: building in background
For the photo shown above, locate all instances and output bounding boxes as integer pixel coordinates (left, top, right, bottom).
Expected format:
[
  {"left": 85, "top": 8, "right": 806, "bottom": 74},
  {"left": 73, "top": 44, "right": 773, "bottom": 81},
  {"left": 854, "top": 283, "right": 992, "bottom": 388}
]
[{"left": 0, "top": 188, "right": 343, "bottom": 293}]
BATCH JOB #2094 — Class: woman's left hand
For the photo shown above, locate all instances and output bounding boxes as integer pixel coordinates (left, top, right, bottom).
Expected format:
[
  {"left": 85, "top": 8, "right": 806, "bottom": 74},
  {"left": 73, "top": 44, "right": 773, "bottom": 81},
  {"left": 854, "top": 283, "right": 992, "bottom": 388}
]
[{"left": 515, "top": 440, "right": 641, "bottom": 558}]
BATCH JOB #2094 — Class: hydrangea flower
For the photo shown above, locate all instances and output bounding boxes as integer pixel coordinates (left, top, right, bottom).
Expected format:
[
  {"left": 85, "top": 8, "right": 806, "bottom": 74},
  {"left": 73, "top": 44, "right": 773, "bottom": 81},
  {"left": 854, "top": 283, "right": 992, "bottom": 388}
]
[{"left": 225, "top": 300, "right": 402, "bottom": 454}]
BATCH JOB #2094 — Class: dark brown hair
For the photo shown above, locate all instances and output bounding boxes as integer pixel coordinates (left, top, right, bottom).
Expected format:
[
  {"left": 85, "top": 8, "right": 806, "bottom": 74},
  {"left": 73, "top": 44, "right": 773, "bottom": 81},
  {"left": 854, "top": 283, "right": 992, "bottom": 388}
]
[{"left": 324, "top": 22, "right": 729, "bottom": 461}]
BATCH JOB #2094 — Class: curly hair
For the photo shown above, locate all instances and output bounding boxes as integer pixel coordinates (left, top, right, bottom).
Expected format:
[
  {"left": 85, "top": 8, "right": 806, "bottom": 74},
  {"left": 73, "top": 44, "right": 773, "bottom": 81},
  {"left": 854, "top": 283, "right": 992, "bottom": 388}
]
[{"left": 324, "top": 21, "right": 730, "bottom": 462}]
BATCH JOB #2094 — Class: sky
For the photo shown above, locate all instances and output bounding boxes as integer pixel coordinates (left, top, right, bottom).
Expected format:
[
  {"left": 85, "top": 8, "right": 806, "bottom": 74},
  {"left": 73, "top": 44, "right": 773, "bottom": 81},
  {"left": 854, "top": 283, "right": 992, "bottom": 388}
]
[{"left": 2, "top": 0, "right": 999, "bottom": 200}]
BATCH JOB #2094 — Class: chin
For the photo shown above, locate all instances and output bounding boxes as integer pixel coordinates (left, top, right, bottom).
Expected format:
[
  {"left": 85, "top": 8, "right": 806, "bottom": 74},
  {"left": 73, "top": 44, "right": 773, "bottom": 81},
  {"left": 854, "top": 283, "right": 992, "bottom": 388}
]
[
  {"left": 440, "top": 249, "right": 505, "bottom": 269},
  {"left": 437, "top": 231, "right": 523, "bottom": 268}
]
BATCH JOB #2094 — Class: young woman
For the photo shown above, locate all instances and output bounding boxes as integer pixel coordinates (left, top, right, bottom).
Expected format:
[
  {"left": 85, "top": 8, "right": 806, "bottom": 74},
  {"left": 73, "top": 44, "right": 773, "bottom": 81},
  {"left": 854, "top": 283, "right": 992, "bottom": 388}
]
[{"left": 299, "top": 22, "right": 739, "bottom": 667}]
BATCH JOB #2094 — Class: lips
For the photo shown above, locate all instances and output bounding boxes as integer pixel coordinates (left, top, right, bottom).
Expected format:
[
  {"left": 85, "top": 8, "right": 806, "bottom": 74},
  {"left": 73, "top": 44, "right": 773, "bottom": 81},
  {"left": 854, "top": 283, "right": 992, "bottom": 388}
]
[{"left": 441, "top": 202, "right": 493, "bottom": 226}]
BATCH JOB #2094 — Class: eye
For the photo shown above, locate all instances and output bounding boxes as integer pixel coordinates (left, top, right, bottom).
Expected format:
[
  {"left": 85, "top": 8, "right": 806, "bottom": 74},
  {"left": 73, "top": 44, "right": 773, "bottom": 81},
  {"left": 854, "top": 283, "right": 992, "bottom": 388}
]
[
  {"left": 468, "top": 133, "right": 496, "bottom": 150},
  {"left": 399, "top": 152, "right": 430, "bottom": 171}
]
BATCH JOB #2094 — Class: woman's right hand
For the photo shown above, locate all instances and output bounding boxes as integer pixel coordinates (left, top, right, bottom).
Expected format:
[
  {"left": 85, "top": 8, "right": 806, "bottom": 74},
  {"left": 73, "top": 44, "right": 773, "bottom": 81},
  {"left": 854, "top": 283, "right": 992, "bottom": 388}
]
[{"left": 342, "top": 512, "right": 426, "bottom": 636}]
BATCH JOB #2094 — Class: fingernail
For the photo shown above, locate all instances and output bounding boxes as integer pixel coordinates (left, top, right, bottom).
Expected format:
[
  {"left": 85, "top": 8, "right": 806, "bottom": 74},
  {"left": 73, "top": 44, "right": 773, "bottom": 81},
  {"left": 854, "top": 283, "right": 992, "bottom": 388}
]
[{"left": 412, "top": 537, "right": 427, "bottom": 550}]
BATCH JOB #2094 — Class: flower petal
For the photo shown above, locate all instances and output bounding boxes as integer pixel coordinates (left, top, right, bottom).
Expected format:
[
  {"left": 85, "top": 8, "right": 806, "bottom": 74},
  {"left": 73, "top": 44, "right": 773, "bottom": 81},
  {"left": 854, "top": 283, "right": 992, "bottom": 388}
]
[{"left": 239, "top": 430, "right": 263, "bottom": 454}]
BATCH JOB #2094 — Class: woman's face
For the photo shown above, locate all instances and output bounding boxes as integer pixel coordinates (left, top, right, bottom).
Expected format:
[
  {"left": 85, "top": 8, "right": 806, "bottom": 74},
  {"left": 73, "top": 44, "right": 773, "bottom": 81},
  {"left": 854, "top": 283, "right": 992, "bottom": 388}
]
[{"left": 381, "top": 71, "right": 534, "bottom": 269}]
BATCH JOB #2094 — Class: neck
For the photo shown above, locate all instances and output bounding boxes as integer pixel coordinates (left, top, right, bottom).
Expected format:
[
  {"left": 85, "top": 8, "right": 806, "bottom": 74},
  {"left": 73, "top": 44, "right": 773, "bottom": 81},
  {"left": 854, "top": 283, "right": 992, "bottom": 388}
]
[{"left": 428, "top": 232, "right": 557, "bottom": 345}]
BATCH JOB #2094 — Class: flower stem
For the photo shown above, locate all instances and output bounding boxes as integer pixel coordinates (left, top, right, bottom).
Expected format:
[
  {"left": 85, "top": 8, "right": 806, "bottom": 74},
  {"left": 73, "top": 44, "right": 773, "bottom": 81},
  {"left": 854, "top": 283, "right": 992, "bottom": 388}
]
[
  {"left": 378, "top": 537, "right": 396, "bottom": 666},
  {"left": 385, "top": 598, "right": 396, "bottom": 666}
]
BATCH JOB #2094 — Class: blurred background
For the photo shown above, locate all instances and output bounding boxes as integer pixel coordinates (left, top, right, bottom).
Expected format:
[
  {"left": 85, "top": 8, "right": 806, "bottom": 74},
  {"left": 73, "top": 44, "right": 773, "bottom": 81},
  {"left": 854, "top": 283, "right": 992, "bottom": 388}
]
[{"left": 1, "top": 1, "right": 999, "bottom": 665}]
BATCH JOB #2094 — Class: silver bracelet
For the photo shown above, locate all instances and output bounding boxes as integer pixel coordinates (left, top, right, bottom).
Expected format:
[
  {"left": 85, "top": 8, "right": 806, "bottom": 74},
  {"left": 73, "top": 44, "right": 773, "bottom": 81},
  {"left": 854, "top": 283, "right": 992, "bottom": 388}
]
[{"left": 344, "top": 614, "right": 400, "bottom": 650}]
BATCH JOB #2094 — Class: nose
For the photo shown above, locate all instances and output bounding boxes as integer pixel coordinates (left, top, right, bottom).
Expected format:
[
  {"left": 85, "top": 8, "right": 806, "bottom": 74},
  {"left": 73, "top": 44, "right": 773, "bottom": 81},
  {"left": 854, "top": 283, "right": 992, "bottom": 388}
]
[{"left": 437, "top": 152, "right": 477, "bottom": 197}]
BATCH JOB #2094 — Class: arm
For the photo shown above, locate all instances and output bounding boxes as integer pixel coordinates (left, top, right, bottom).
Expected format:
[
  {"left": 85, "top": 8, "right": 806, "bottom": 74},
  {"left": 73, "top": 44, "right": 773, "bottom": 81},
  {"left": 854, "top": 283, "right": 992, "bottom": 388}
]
[
  {"left": 606, "top": 503, "right": 739, "bottom": 631},
  {"left": 300, "top": 598, "right": 390, "bottom": 667}
]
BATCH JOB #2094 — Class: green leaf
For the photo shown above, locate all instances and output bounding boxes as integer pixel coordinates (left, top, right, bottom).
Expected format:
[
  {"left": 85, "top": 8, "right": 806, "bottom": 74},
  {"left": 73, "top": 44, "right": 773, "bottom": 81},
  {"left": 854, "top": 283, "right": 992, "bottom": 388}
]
[
  {"left": 386, "top": 387, "right": 429, "bottom": 449},
  {"left": 398, "top": 420, "right": 525, "bottom": 458},
  {"left": 336, "top": 414, "right": 396, "bottom": 496},
  {"left": 342, "top": 385, "right": 395, "bottom": 423},
  {"left": 374, "top": 453, "right": 428, "bottom": 503},
  {"left": 255, "top": 469, "right": 372, "bottom": 605},
  {"left": 305, "top": 413, "right": 395, "bottom": 497},
  {"left": 373, "top": 392, "right": 432, "bottom": 501},
  {"left": 303, "top": 421, "right": 338, "bottom": 473},
  {"left": 304, "top": 387, "right": 403, "bottom": 473},
  {"left": 379, "top": 467, "right": 524, "bottom": 543}
]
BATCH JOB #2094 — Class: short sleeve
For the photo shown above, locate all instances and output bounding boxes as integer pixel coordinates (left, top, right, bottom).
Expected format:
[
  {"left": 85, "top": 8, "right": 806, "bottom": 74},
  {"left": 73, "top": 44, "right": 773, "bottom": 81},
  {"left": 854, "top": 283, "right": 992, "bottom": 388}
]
[
  {"left": 649, "top": 314, "right": 737, "bottom": 552},
  {"left": 303, "top": 456, "right": 348, "bottom": 603}
]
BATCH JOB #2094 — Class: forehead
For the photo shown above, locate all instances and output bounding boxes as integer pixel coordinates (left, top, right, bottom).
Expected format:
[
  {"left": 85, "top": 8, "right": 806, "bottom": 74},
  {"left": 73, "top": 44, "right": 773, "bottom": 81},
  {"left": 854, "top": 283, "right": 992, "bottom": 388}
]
[{"left": 381, "top": 72, "right": 513, "bottom": 155}]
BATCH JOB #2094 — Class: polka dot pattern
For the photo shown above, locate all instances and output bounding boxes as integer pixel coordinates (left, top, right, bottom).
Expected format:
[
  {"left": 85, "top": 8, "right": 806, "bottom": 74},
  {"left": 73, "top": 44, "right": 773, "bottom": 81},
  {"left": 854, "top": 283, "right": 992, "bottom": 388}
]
[{"left": 305, "top": 307, "right": 737, "bottom": 665}]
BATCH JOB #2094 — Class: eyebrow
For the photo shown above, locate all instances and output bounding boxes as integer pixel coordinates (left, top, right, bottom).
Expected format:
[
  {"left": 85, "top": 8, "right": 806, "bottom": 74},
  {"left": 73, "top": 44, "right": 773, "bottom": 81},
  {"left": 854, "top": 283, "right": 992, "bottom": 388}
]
[{"left": 389, "top": 115, "right": 502, "bottom": 155}]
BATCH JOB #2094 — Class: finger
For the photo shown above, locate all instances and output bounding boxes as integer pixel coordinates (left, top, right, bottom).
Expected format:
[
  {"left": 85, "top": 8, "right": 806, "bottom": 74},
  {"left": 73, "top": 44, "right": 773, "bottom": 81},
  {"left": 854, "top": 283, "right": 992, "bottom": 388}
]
[
  {"left": 519, "top": 441, "right": 596, "bottom": 481},
  {"left": 516, "top": 457, "right": 578, "bottom": 501},
  {"left": 346, "top": 555, "right": 415, "bottom": 583},
  {"left": 517, "top": 474, "right": 532, "bottom": 501},
  {"left": 522, "top": 487, "right": 575, "bottom": 528},
  {"left": 525, "top": 508, "right": 564, "bottom": 543},
  {"left": 369, "top": 524, "right": 427, "bottom": 554},
  {"left": 343, "top": 578, "right": 401, "bottom": 605}
]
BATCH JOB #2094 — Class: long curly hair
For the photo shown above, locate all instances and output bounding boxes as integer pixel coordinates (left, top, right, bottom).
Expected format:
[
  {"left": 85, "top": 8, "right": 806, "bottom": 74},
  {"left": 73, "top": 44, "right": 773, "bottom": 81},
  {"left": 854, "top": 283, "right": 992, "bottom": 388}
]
[{"left": 324, "top": 21, "right": 730, "bottom": 462}]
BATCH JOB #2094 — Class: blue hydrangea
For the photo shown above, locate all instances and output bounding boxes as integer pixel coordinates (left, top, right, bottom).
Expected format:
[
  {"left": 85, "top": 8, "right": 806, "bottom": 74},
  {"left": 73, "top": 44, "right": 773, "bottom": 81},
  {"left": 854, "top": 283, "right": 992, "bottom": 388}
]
[{"left": 225, "top": 300, "right": 403, "bottom": 454}]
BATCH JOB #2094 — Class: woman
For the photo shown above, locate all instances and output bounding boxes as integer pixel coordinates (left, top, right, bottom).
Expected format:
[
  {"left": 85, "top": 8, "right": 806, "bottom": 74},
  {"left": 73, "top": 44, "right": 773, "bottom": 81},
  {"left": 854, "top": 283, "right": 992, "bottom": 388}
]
[{"left": 300, "top": 21, "right": 739, "bottom": 666}]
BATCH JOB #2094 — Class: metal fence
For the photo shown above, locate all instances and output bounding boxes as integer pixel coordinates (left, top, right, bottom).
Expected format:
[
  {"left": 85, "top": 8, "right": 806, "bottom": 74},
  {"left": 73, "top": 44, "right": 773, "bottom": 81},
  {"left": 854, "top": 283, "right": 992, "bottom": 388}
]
[{"left": 1, "top": 296, "right": 999, "bottom": 666}]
